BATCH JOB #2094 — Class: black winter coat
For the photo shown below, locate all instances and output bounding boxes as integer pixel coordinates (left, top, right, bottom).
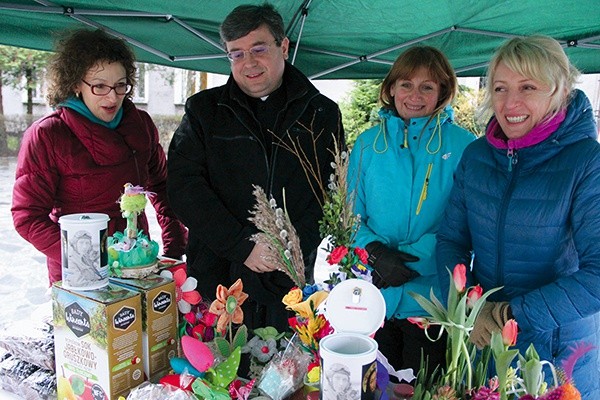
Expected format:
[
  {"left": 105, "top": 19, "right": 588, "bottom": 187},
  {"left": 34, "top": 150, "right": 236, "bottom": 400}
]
[{"left": 168, "top": 63, "right": 344, "bottom": 314}]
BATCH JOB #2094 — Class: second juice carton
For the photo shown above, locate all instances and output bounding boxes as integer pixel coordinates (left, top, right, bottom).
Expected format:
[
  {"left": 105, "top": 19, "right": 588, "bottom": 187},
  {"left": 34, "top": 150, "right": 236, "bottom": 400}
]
[{"left": 110, "top": 275, "right": 178, "bottom": 382}]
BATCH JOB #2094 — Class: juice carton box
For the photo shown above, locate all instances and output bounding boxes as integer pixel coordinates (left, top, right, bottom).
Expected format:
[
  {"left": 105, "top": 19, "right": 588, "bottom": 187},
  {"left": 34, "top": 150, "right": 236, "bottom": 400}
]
[
  {"left": 109, "top": 275, "right": 178, "bottom": 382},
  {"left": 52, "top": 282, "right": 144, "bottom": 400}
]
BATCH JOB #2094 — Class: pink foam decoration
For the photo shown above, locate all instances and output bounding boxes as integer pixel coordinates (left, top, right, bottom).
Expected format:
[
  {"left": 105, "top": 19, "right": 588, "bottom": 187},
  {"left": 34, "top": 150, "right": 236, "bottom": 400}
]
[{"left": 181, "top": 335, "right": 215, "bottom": 372}]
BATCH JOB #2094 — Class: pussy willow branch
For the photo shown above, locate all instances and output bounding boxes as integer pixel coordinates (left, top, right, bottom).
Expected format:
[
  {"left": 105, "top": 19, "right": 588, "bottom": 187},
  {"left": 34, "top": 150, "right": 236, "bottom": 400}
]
[{"left": 248, "top": 185, "right": 305, "bottom": 288}]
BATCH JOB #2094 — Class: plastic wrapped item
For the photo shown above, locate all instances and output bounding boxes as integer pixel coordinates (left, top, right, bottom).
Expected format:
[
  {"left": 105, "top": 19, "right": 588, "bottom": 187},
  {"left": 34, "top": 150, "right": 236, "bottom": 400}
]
[
  {"left": 0, "top": 355, "right": 40, "bottom": 392},
  {"left": 0, "top": 318, "right": 55, "bottom": 371},
  {"left": 0, "top": 347, "right": 10, "bottom": 363},
  {"left": 257, "top": 335, "right": 312, "bottom": 400},
  {"left": 126, "top": 381, "right": 197, "bottom": 400},
  {"left": 18, "top": 369, "right": 57, "bottom": 400}
]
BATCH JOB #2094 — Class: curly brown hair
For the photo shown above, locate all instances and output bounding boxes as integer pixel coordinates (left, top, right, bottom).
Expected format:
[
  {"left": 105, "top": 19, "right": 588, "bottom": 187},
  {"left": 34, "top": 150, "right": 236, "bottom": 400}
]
[{"left": 46, "top": 29, "right": 137, "bottom": 107}]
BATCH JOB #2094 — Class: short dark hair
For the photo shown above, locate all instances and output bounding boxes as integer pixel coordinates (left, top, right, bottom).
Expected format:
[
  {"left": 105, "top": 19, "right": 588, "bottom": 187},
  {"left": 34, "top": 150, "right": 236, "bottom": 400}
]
[
  {"left": 46, "top": 29, "right": 137, "bottom": 106},
  {"left": 380, "top": 46, "right": 457, "bottom": 116},
  {"left": 219, "top": 3, "right": 285, "bottom": 47}
]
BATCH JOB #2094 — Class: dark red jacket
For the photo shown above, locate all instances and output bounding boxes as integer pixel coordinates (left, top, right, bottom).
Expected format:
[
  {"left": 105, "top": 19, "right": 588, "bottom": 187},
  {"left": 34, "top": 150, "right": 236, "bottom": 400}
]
[{"left": 12, "top": 99, "right": 187, "bottom": 284}]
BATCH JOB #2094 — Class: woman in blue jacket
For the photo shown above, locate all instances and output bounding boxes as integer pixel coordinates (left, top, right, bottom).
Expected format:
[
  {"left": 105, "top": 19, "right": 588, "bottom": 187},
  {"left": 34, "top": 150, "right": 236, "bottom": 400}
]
[
  {"left": 437, "top": 36, "right": 600, "bottom": 398},
  {"left": 348, "top": 46, "right": 475, "bottom": 373}
]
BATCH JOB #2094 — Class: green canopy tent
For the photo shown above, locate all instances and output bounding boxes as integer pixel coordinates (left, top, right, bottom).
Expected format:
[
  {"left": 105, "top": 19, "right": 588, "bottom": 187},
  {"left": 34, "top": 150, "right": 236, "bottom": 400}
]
[{"left": 0, "top": 0, "right": 599, "bottom": 79}]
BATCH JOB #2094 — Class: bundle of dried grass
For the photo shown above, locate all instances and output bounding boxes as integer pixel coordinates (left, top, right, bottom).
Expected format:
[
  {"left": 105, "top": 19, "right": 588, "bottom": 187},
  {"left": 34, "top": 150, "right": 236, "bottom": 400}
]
[{"left": 248, "top": 185, "right": 306, "bottom": 288}]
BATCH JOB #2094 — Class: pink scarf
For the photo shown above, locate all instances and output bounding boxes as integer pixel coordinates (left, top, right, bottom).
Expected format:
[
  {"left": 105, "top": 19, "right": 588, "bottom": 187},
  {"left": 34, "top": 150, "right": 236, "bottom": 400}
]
[{"left": 486, "top": 109, "right": 567, "bottom": 150}]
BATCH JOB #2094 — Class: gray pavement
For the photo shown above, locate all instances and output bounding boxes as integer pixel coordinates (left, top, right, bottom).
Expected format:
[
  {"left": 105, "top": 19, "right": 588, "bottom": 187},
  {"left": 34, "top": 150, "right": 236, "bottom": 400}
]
[{"left": 0, "top": 157, "right": 50, "bottom": 326}]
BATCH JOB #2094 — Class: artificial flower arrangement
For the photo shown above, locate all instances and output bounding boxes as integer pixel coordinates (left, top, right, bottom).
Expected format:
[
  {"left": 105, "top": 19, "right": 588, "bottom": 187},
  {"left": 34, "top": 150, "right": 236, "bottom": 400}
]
[
  {"left": 317, "top": 135, "right": 369, "bottom": 286},
  {"left": 246, "top": 134, "right": 375, "bottom": 390},
  {"left": 153, "top": 278, "right": 268, "bottom": 400},
  {"left": 408, "top": 263, "right": 589, "bottom": 400}
]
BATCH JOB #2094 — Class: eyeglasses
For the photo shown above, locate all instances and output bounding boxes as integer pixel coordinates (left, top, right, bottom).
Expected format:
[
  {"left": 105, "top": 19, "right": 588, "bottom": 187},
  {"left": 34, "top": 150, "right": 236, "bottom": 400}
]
[
  {"left": 226, "top": 41, "right": 277, "bottom": 63},
  {"left": 81, "top": 79, "right": 132, "bottom": 96}
]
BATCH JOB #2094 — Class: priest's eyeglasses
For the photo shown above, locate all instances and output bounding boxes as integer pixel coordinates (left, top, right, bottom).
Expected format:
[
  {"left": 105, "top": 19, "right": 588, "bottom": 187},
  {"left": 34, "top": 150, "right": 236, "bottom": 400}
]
[
  {"left": 226, "top": 41, "right": 277, "bottom": 63},
  {"left": 81, "top": 80, "right": 133, "bottom": 96}
]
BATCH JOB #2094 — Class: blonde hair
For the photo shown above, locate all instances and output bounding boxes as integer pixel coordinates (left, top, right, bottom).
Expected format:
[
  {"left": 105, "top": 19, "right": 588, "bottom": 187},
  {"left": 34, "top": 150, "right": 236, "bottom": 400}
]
[{"left": 479, "top": 35, "right": 579, "bottom": 122}]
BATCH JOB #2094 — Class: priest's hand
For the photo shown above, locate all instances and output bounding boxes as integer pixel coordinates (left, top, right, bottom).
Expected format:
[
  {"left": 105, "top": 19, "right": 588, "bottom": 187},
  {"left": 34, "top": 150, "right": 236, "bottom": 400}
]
[{"left": 244, "top": 242, "right": 279, "bottom": 273}]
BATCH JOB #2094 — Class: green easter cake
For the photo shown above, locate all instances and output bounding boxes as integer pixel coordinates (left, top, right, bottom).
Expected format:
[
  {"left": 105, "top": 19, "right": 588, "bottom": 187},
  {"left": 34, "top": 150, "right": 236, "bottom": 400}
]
[{"left": 107, "top": 183, "right": 159, "bottom": 278}]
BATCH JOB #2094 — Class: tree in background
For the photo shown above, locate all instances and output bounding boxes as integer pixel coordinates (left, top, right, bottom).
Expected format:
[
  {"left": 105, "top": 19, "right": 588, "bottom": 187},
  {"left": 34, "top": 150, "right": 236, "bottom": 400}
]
[
  {"left": 339, "top": 79, "right": 381, "bottom": 147},
  {"left": 340, "top": 80, "right": 485, "bottom": 148},
  {"left": 453, "top": 84, "right": 486, "bottom": 137},
  {"left": 0, "top": 45, "right": 51, "bottom": 154}
]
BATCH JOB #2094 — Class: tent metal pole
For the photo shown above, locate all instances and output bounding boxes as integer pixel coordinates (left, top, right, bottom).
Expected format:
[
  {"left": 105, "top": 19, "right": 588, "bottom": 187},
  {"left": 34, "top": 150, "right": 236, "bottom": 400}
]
[
  {"left": 172, "top": 54, "right": 227, "bottom": 62},
  {"left": 170, "top": 16, "right": 224, "bottom": 51},
  {"left": 309, "top": 27, "right": 453, "bottom": 79},
  {"left": 290, "top": 0, "right": 312, "bottom": 65},
  {"left": 27, "top": 0, "right": 174, "bottom": 61},
  {"left": 0, "top": 2, "right": 62, "bottom": 13},
  {"left": 67, "top": 14, "right": 173, "bottom": 61},
  {"left": 455, "top": 61, "right": 490, "bottom": 75},
  {"left": 453, "top": 27, "right": 518, "bottom": 40}
]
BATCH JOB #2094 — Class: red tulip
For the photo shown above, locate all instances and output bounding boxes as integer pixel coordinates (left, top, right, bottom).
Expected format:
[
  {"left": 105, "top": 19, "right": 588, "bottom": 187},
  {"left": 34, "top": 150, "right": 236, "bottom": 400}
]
[
  {"left": 502, "top": 319, "right": 518, "bottom": 346},
  {"left": 407, "top": 317, "right": 430, "bottom": 330},
  {"left": 453, "top": 264, "right": 467, "bottom": 293},
  {"left": 467, "top": 285, "right": 483, "bottom": 309}
]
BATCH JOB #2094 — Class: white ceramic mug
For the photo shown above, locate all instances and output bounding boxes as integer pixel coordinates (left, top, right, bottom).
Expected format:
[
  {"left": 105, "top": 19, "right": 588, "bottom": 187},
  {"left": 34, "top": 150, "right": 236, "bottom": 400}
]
[{"left": 319, "top": 332, "right": 378, "bottom": 400}]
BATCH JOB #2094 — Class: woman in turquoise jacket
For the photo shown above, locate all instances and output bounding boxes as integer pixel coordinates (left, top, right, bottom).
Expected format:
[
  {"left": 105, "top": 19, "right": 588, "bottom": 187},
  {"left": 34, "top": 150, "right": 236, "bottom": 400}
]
[{"left": 348, "top": 46, "right": 474, "bottom": 374}]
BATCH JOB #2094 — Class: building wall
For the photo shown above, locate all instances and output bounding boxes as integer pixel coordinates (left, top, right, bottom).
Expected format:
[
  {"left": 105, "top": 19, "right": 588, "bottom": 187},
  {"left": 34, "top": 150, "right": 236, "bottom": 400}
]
[{"left": 2, "top": 65, "right": 599, "bottom": 128}]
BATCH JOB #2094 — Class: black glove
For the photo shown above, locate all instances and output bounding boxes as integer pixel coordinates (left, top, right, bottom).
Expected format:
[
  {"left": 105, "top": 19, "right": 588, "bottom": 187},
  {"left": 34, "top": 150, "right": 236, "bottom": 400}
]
[{"left": 366, "top": 241, "right": 420, "bottom": 289}]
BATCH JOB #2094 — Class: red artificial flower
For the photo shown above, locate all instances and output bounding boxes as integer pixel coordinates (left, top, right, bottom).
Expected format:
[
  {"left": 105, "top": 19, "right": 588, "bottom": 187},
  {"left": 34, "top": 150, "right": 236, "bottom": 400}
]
[
  {"left": 313, "top": 315, "right": 334, "bottom": 340},
  {"left": 354, "top": 247, "right": 369, "bottom": 264},
  {"left": 307, "top": 360, "right": 320, "bottom": 371},
  {"left": 327, "top": 246, "right": 349, "bottom": 265},
  {"left": 184, "top": 312, "right": 196, "bottom": 325},
  {"left": 203, "top": 311, "right": 218, "bottom": 327},
  {"left": 288, "top": 316, "right": 300, "bottom": 330},
  {"left": 453, "top": 264, "right": 467, "bottom": 293},
  {"left": 160, "top": 268, "right": 203, "bottom": 314}
]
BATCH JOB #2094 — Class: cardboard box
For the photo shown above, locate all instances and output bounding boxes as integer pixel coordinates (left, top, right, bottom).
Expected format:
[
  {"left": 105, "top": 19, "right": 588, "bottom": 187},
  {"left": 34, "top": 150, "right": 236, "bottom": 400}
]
[
  {"left": 157, "top": 256, "right": 187, "bottom": 275},
  {"left": 110, "top": 275, "right": 178, "bottom": 382},
  {"left": 52, "top": 282, "right": 144, "bottom": 400}
]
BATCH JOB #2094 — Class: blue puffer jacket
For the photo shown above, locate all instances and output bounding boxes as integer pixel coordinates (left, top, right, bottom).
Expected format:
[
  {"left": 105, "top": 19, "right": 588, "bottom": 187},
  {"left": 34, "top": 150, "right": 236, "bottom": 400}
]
[
  {"left": 349, "top": 106, "right": 474, "bottom": 320},
  {"left": 437, "top": 90, "right": 600, "bottom": 398}
]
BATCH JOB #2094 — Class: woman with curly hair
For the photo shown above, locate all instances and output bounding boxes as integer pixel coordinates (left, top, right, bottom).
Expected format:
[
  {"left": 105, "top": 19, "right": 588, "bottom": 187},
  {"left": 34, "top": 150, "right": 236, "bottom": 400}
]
[{"left": 12, "top": 29, "right": 187, "bottom": 284}]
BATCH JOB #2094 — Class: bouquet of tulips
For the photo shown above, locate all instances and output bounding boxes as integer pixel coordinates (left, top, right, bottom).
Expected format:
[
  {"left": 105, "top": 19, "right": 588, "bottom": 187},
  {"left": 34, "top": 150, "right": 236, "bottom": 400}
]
[{"left": 409, "top": 264, "right": 588, "bottom": 400}]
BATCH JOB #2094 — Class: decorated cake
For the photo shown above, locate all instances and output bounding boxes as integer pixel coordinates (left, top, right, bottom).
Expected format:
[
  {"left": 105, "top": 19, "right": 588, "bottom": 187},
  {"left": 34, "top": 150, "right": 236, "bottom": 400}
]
[{"left": 107, "top": 183, "right": 159, "bottom": 278}]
